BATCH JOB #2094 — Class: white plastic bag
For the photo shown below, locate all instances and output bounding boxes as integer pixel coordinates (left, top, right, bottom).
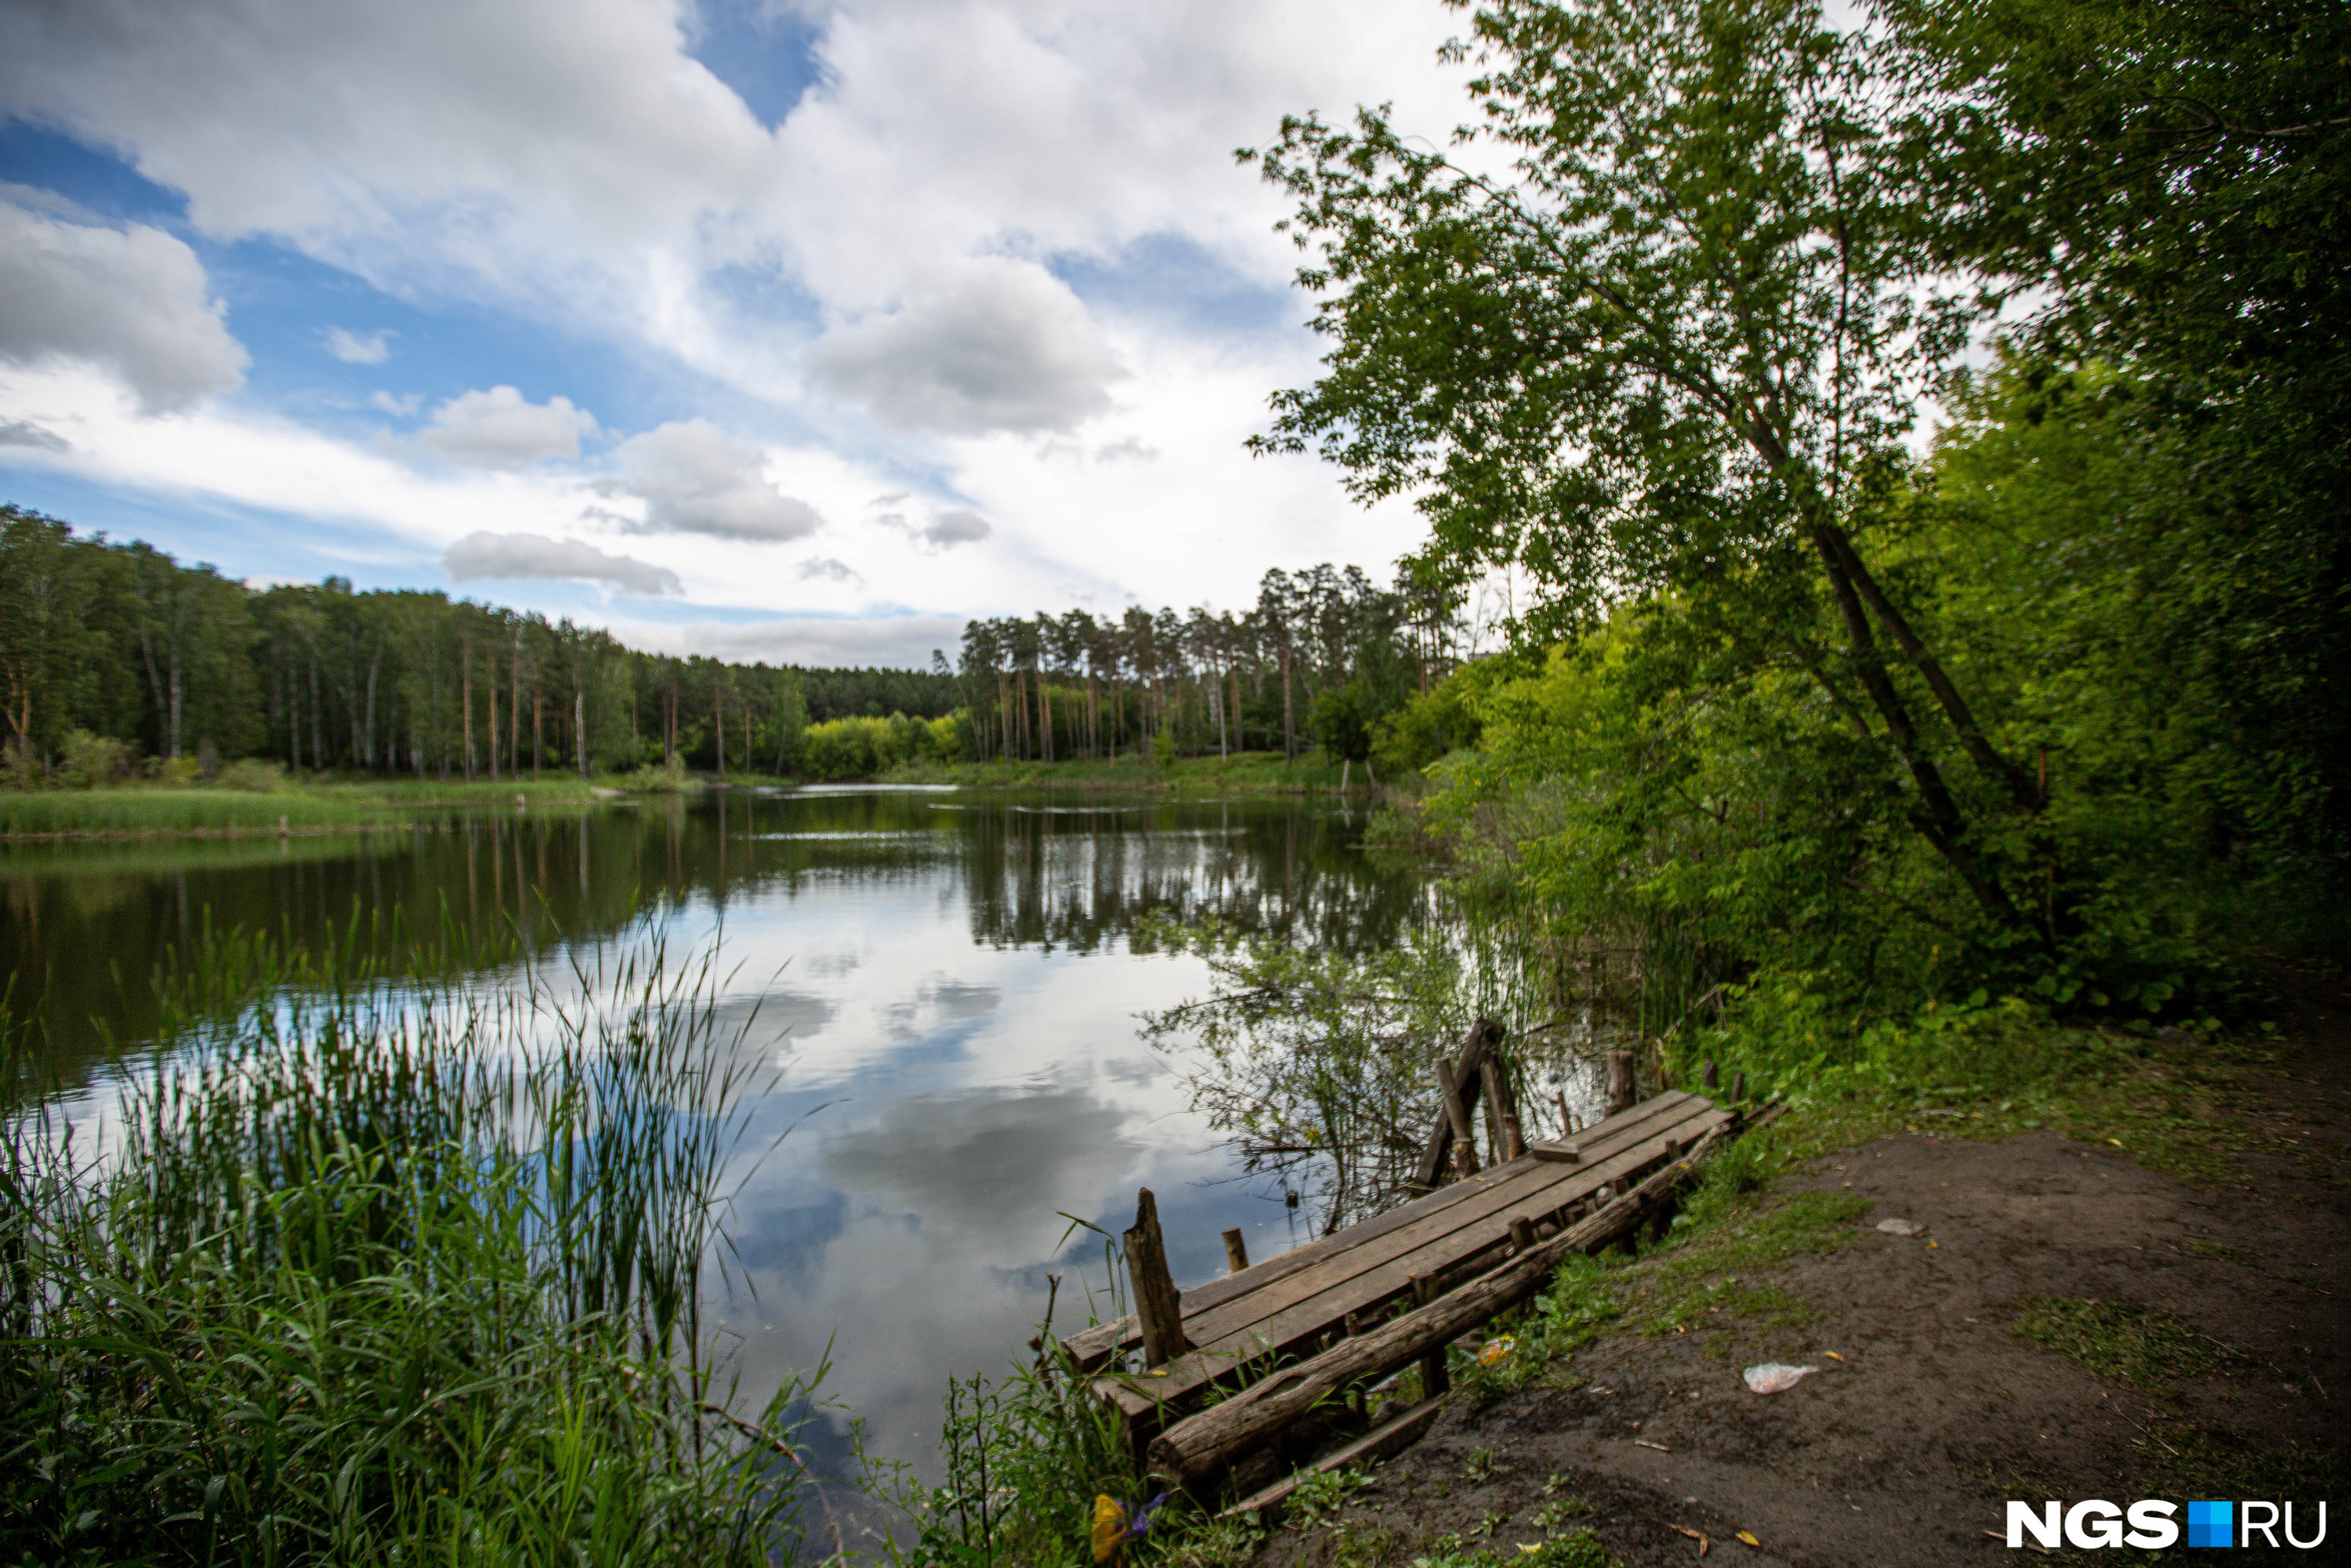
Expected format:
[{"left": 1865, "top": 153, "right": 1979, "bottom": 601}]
[{"left": 1743, "top": 1362, "right": 1819, "bottom": 1394}]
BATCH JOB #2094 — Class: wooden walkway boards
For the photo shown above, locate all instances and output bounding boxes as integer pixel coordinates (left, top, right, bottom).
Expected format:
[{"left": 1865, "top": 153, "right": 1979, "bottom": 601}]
[{"left": 1062, "top": 1088, "right": 1736, "bottom": 1454}]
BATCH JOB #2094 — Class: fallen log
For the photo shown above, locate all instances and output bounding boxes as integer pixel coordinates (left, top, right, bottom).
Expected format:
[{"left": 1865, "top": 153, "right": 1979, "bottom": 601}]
[{"left": 1146, "top": 1121, "right": 1733, "bottom": 1487}]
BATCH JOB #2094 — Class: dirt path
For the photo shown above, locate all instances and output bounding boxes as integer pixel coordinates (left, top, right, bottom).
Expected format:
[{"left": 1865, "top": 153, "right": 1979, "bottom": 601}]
[{"left": 1248, "top": 979, "right": 2349, "bottom": 1566}]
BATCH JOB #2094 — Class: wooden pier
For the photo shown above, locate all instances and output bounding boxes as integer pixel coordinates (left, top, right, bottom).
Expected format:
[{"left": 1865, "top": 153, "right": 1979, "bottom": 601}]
[{"left": 1058, "top": 1036, "right": 1751, "bottom": 1508}]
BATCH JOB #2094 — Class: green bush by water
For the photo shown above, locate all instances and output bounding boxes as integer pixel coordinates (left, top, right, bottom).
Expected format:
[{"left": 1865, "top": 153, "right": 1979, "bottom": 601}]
[{"left": 0, "top": 929, "right": 822, "bottom": 1566}]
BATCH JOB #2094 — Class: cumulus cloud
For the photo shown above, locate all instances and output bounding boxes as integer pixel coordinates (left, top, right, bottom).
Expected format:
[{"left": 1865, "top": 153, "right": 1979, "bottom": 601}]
[
  {"left": 609, "top": 418, "right": 822, "bottom": 541},
  {"left": 324, "top": 326, "right": 391, "bottom": 363},
  {"left": 416, "top": 385, "right": 596, "bottom": 468},
  {"left": 0, "top": 419, "right": 72, "bottom": 453},
  {"left": 0, "top": 202, "right": 248, "bottom": 414},
  {"left": 797, "top": 556, "right": 860, "bottom": 583},
  {"left": 806, "top": 259, "right": 1121, "bottom": 436},
  {"left": 443, "top": 530, "right": 681, "bottom": 595}
]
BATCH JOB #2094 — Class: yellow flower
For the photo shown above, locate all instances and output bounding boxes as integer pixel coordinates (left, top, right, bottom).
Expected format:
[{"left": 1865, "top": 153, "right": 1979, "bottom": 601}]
[{"left": 1092, "top": 1495, "right": 1127, "bottom": 1563}]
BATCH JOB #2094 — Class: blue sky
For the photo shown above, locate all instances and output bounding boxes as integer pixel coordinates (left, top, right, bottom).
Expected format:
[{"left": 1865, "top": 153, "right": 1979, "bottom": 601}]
[{"left": 0, "top": 0, "right": 1463, "bottom": 667}]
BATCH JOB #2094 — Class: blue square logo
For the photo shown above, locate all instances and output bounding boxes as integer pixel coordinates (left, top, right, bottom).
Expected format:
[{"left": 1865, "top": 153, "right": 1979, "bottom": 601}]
[{"left": 2187, "top": 1500, "right": 2233, "bottom": 1548}]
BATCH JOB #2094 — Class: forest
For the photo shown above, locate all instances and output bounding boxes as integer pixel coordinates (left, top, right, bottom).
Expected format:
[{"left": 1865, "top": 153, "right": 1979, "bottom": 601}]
[{"left": 0, "top": 506, "right": 1476, "bottom": 789}]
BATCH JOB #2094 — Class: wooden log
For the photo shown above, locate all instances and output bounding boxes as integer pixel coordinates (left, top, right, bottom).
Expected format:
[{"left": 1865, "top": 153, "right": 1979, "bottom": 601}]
[
  {"left": 1223, "top": 1228, "right": 1250, "bottom": 1274},
  {"left": 1434, "top": 1057, "right": 1480, "bottom": 1177},
  {"left": 1606, "top": 1049, "right": 1638, "bottom": 1115},
  {"left": 1147, "top": 1125, "right": 1732, "bottom": 1484},
  {"left": 1125, "top": 1188, "right": 1190, "bottom": 1368},
  {"left": 1480, "top": 1059, "right": 1515, "bottom": 1161}
]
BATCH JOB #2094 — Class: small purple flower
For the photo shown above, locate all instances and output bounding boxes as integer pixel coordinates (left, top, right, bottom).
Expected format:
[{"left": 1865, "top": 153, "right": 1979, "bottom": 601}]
[{"left": 1128, "top": 1491, "right": 1170, "bottom": 1539}]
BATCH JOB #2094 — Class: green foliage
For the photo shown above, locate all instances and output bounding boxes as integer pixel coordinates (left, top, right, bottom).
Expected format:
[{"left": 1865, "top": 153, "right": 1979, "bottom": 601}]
[
  {"left": 1137, "top": 915, "right": 1488, "bottom": 1230},
  {"left": 795, "top": 712, "right": 961, "bottom": 780},
  {"left": 0, "top": 929, "right": 822, "bottom": 1566}
]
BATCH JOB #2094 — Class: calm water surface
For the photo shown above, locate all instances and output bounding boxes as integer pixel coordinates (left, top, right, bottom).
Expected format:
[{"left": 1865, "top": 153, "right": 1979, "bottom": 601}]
[{"left": 0, "top": 786, "right": 1428, "bottom": 1475}]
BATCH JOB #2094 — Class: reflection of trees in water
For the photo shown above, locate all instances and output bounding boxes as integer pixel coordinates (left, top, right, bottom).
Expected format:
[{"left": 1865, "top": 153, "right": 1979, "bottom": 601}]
[
  {"left": 2, "top": 791, "right": 1420, "bottom": 1080},
  {"left": 955, "top": 803, "right": 1425, "bottom": 954}
]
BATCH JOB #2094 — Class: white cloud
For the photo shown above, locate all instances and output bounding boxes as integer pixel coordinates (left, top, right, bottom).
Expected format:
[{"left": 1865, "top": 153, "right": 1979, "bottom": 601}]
[
  {"left": 415, "top": 386, "right": 596, "bottom": 468},
  {"left": 370, "top": 389, "right": 422, "bottom": 416},
  {"left": 444, "top": 530, "right": 681, "bottom": 595},
  {"left": 324, "top": 325, "right": 391, "bottom": 363},
  {"left": 0, "top": 202, "right": 248, "bottom": 414},
  {"left": 608, "top": 418, "right": 823, "bottom": 541},
  {"left": 806, "top": 259, "right": 1121, "bottom": 436}
]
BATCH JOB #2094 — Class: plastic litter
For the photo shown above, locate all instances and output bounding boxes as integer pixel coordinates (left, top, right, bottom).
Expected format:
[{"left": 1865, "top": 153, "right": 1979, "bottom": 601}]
[
  {"left": 1875, "top": 1217, "right": 1922, "bottom": 1236},
  {"left": 1743, "top": 1362, "right": 1819, "bottom": 1394}
]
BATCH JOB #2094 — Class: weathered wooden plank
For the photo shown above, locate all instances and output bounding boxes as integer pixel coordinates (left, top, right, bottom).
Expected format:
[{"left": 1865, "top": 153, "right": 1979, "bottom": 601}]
[
  {"left": 1098, "top": 1095, "right": 1708, "bottom": 1373},
  {"left": 1147, "top": 1124, "right": 1734, "bottom": 1484},
  {"left": 1062, "top": 1092, "right": 1704, "bottom": 1371},
  {"left": 1095, "top": 1100, "right": 1727, "bottom": 1418}
]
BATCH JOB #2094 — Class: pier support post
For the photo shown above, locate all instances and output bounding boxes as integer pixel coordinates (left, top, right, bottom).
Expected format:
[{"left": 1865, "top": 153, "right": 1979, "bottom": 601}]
[
  {"left": 1222, "top": 1228, "right": 1250, "bottom": 1275},
  {"left": 1125, "top": 1188, "right": 1190, "bottom": 1368}
]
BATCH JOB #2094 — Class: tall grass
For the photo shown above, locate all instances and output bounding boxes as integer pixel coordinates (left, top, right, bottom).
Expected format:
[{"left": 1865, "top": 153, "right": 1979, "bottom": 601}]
[{"left": 0, "top": 923, "right": 822, "bottom": 1566}]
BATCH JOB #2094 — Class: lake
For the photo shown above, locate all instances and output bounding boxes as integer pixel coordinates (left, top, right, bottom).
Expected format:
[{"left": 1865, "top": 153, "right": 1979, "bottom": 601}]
[{"left": 0, "top": 785, "right": 1430, "bottom": 1480}]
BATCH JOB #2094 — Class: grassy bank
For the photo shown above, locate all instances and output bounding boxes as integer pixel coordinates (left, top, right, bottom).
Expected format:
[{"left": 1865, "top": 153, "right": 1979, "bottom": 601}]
[
  {"left": 879, "top": 750, "right": 1364, "bottom": 794},
  {"left": 0, "top": 930, "right": 821, "bottom": 1566},
  {"left": 0, "top": 775, "right": 629, "bottom": 838}
]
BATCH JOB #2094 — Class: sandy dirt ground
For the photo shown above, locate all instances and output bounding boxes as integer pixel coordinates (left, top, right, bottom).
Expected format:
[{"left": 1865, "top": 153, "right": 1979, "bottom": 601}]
[{"left": 1248, "top": 973, "right": 2349, "bottom": 1566}]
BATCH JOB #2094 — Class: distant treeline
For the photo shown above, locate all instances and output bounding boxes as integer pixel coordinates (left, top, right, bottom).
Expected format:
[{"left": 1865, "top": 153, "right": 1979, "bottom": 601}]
[
  {"left": 952, "top": 564, "right": 1469, "bottom": 768},
  {"left": 0, "top": 505, "right": 1463, "bottom": 783}
]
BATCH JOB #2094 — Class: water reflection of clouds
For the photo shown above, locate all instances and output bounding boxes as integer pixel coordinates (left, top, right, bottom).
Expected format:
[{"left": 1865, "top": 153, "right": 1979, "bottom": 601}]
[{"left": 820, "top": 1085, "right": 1144, "bottom": 1238}]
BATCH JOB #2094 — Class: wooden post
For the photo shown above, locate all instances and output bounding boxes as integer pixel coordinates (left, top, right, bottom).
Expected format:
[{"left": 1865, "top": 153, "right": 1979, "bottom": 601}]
[
  {"left": 1414, "top": 1022, "right": 1496, "bottom": 1190},
  {"left": 1730, "top": 1070, "right": 1747, "bottom": 1105},
  {"left": 1702, "top": 1058, "right": 1719, "bottom": 1091},
  {"left": 1222, "top": 1228, "right": 1250, "bottom": 1275},
  {"left": 1556, "top": 1090, "right": 1573, "bottom": 1133},
  {"left": 1509, "top": 1216, "right": 1537, "bottom": 1253},
  {"left": 1481, "top": 1059, "right": 1520, "bottom": 1161},
  {"left": 1606, "top": 1049, "right": 1638, "bottom": 1116},
  {"left": 1124, "top": 1188, "right": 1189, "bottom": 1368},
  {"left": 1411, "top": 1274, "right": 1449, "bottom": 1398},
  {"left": 1435, "top": 1058, "right": 1480, "bottom": 1176},
  {"left": 1502, "top": 1113, "right": 1525, "bottom": 1162}
]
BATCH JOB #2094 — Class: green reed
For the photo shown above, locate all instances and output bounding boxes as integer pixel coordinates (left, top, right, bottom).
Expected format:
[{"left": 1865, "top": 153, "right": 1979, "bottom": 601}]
[{"left": 0, "top": 916, "right": 820, "bottom": 1566}]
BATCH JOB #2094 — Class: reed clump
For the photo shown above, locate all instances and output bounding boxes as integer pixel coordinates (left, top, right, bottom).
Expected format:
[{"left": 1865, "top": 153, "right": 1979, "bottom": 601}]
[{"left": 0, "top": 929, "right": 820, "bottom": 1566}]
